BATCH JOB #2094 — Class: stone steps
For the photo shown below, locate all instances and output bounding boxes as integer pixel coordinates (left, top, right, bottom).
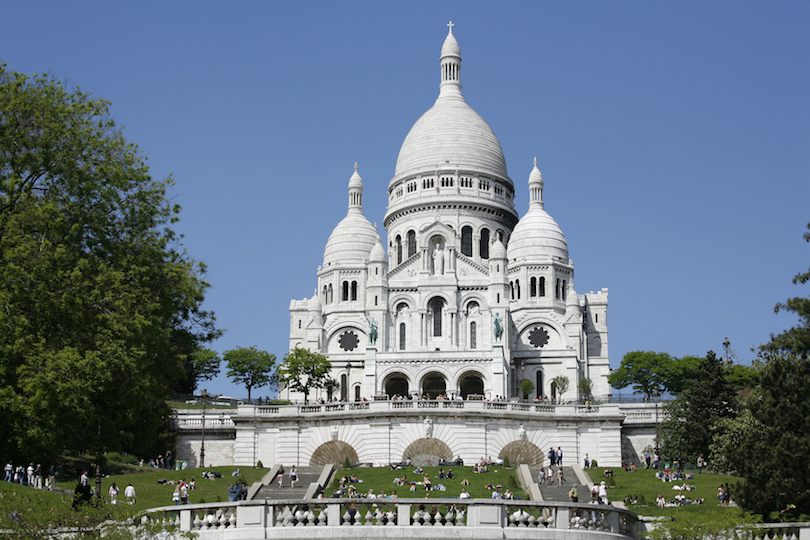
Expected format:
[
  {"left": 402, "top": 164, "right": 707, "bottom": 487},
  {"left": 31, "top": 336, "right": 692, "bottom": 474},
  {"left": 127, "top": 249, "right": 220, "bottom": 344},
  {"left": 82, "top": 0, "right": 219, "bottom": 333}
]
[
  {"left": 528, "top": 466, "right": 581, "bottom": 501},
  {"left": 252, "top": 467, "right": 322, "bottom": 500}
]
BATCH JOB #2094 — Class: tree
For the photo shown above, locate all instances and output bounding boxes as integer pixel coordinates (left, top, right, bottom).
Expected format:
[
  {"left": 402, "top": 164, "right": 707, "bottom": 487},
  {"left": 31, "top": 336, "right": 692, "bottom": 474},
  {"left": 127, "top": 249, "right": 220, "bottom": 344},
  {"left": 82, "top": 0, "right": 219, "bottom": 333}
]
[
  {"left": 710, "top": 351, "right": 810, "bottom": 519},
  {"left": 224, "top": 346, "right": 276, "bottom": 401},
  {"left": 660, "top": 351, "right": 737, "bottom": 462},
  {"left": 577, "top": 377, "right": 593, "bottom": 400},
  {"left": 278, "top": 347, "right": 331, "bottom": 404},
  {"left": 324, "top": 377, "right": 339, "bottom": 401},
  {"left": 607, "top": 351, "right": 697, "bottom": 399},
  {"left": 189, "top": 346, "right": 222, "bottom": 391},
  {"left": 519, "top": 379, "right": 535, "bottom": 400},
  {"left": 762, "top": 222, "right": 810, "bottom": 358},
  {"left": 0, "top": 67, "right": 220, "bottom": 464},
  {"left": 550, "top": 375, "right": 570, "bottom": 402}
]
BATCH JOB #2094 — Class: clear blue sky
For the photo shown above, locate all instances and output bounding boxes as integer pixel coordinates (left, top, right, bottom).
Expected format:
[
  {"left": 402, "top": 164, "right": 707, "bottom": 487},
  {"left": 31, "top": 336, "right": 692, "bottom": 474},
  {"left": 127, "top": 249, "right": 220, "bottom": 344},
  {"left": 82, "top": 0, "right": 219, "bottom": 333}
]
[{"left": 3, "top": 1, "right": 808, "bottom": 399}]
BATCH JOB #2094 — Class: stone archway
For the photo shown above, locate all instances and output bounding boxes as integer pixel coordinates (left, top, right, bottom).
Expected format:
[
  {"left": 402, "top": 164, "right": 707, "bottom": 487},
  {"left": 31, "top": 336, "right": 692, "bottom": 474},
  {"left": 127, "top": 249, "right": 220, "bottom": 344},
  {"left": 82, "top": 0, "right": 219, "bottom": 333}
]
[
  {"left": 310, "top": 441, "right": 359, "bottom": 466},
  {"left": 402, "top": 438, "right": 453, "bottom": 467},
  {"left": 421, "top": 372, "right": 447, "bottom": 398},
  {"left": 458, "top": 371, "right": 485, "bottom": 398},
  {"left": 384, "top": 373, "right": 409, "bottom": 398},
  {"left": 499, "top": 440, "right": 544, "bottom": 466}
]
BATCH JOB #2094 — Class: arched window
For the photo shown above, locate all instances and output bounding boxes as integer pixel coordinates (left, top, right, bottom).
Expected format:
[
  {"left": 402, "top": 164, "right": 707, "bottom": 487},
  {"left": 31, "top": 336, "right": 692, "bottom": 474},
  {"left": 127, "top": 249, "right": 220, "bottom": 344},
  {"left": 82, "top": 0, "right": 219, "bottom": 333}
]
[
  {"left": 530, "top": 277, "right": 537, "bottom": 297},
  {"left": 323, "top": 285, "right": 328, "bottom": 302},
  {"left": 536, "top": 371, "right": 543, "bottom": 400},
  {"left": 429, "top": 297, "right": 444, "bottom": 337},
  {"left": 510, "top": 281, "right": 514, "bottom": 300},
  {"left": 480, "top": 228, "right": 490, "bottom": 259},
  {"left": 516, "top": 279, "right": 521, "bottom": 300},
  {"left": 407, "top": 230, "right": 416, "bottom": 257},
  {"left": 562, "top": 280, "right": 567, "bottom": 301},
  {"left": 396, "top": 235, "right": 402, "bottom": 265},
  {"left": 351, "top": 281, "right": 358, "bottom": 301},
  {"left": 470, "top": 321, "right": 477, "bottom": 349},
  {"left": 341, "top": 374, "right": 348, "bottom": 401},
  {"left": 399, "top": 323, "right": 406, "bottom": 350},
  {"left": 539, "top": 277, "right": 545, "bottom": 297},
  {"left": 461, "top": 226, "right": 473, "bottom": 257},
  {"left": 342, "top": 281, "right": 349, "bottom": 301},
  {"left": 354, "top": 385, "right": 361, "bottom": 401},
  {"left": 555, "top": 279, "right": 560, "bottom": 300}
]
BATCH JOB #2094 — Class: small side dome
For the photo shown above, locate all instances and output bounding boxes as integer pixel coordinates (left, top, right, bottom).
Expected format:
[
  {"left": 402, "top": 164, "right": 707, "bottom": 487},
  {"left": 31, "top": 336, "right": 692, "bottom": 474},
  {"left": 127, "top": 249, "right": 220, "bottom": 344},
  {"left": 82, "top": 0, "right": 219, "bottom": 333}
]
[
  {"left": 308, "top": 293, "right": 322, "bottom": 312},
  {"left": 323, "top": 214, "right": 378, "bottom": 267},
  {"left": 507, "top": 161, "right": 568, "bottom": 262},
  {"left": 369, "top": 238, "right": 386, "bottom": 262},
  {"left": 491, "top": 237, "right": 507, "bottom": 259}
]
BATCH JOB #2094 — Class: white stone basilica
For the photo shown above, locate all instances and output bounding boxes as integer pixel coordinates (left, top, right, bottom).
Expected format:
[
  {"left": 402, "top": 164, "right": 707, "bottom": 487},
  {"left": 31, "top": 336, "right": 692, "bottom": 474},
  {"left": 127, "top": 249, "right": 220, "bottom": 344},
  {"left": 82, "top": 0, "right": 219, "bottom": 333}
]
[{"left": 287, "top": 25, "right": 610, "bottom": 405}]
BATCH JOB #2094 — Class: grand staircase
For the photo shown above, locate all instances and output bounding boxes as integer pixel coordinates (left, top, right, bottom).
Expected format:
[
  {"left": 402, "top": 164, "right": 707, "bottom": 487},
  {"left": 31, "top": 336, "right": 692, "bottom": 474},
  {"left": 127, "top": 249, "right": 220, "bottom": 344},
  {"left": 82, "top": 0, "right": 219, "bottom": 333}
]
[
  {"left": 527, "top": 466, "right": 583, "bottom": 501},
  {"left": 251, "top": 467, "right": 324, "bottom": 500}
]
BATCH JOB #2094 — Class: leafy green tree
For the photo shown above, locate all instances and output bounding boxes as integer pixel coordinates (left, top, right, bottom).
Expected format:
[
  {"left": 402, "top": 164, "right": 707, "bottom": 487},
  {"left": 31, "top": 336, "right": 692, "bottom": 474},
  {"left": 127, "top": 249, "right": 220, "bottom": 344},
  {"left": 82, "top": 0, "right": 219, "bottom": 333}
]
[
  {"left": 762, "top": 222, "right": 810, "bottom": 358},
  {"left": 0, "top": 67, "right": 219, "bottom": 465},
  {"left": 660, "top": 351, "right": 737, "bottom": 462},
  {"left": 608, "top": 351, "right": 697, "bottom": 399},
  {"left": 224, "top": 346, "right": 276, "bottom": 401},
  {"left": 710, "top": 351, "right": 810, "bottom": 519},
  {"left": 519, "top": 379, "right": 535, "bottom": 400},
  {"left": 324, "top": 377, "right": 339, "bottom": 401},
  {"left": 278, "top": 347, "right": 331, "bottom": 404},
  {"left": 577, "top": 377, "right": 593, "bottom": 400},
  {"left": 550, "top": 375, "right": 570, "bottom": 401},
  {"left": 189, "top": 346, "right": 222, "bottom": 390}
]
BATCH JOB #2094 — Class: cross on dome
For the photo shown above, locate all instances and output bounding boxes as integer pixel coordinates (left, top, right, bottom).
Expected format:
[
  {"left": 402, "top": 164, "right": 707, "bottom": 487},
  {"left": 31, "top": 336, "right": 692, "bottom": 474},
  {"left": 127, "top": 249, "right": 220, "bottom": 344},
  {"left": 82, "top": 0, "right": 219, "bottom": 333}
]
[
  {"left": 354, "top": 162, "right": 358, "bottom": 171},
  {"left": 533, "top": 157, "right": 538, "bottom": 167},
  {"left": 447, "top": 20, "right": 454, "bottom": 34}
]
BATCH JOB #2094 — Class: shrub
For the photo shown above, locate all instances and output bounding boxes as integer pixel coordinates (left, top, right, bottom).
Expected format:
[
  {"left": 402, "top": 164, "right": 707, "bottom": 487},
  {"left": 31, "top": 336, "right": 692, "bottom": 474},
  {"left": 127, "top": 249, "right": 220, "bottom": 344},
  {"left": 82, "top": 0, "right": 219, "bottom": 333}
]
[
  {"left": 591, "top": 459, "right": 598, "bottom": 468},
  {"left": 343, "top": 457, "right": 351, "bottom": 469},
  {"left": 256, "top": 460, "right": 263, "bottom": 468},
  {"left": 637, "top": 494, "right": 647, "bottom": 506},
  {"left": 607, "top": 476, "right": 616, "bottom": 487},
  {"left": 503, "top": 456, "right": 510, "bottom": 468}
]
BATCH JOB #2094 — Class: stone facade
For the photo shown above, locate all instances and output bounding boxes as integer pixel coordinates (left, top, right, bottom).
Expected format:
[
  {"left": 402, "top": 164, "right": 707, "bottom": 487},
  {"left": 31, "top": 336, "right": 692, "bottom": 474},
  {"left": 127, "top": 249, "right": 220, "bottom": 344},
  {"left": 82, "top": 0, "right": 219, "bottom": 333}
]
[{"left": 286, "top": 25, "right": 609, "bottom": 407}]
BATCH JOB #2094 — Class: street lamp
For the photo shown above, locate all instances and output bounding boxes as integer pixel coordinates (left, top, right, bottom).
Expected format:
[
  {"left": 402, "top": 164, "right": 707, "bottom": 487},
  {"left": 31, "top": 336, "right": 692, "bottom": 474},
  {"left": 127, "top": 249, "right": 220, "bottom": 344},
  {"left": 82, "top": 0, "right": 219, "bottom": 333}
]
[
  {"left": 200, "top": 388, "right": 209, "bottom": 468},
  {"left": 652, "top": 388, "right": 660, "bottom": 453},
  {"left": 723, "top": 337, "right": 731, "bottom": 367}
]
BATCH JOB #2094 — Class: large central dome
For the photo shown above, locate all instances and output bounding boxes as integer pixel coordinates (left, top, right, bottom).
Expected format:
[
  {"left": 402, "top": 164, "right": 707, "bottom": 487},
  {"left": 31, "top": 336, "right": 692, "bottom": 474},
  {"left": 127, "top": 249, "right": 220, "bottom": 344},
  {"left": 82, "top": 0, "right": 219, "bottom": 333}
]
[{"left": 392, "top": 27, "right": 509, "bottom": 183}]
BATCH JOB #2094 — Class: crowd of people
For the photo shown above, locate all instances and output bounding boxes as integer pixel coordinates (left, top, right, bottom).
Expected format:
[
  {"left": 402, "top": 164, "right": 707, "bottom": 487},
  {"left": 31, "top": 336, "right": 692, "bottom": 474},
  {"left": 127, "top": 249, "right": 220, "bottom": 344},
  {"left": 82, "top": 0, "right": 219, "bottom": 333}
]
[{"left": 3, "top": 462, "right": 58, "bottom": 491}]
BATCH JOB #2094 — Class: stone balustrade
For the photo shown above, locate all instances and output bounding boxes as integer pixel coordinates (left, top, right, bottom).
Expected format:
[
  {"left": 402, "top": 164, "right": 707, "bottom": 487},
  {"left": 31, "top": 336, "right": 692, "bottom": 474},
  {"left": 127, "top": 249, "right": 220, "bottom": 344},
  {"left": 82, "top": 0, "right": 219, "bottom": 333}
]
[{"left": 145, "top": 498, "right": 642, "bottom": 539}]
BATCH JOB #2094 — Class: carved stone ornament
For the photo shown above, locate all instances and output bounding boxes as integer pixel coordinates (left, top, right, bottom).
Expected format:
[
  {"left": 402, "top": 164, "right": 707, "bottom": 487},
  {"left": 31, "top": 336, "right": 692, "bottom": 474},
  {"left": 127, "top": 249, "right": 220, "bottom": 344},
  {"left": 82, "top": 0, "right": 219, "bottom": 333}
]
[
  {"left": 424, "top": 416, "right": 434, "bottom": 439},
  {"left": 518, "top": 424, "right": 527, "bottom": 441},
  {"left": 331, "top": 425, "right": 339, "bottom": 441},
  {"left": 528, "top": 326, "right": 549, "bottom": 348},
  {"left": 339, "top": 331, "right": 359, "bottom": 351}
]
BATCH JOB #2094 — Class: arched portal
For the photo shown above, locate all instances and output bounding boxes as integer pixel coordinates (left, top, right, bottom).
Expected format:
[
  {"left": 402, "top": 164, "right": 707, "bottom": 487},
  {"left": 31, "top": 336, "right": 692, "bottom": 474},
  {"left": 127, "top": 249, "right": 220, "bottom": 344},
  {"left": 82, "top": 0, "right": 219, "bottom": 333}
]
[
  {"left": 384, "top": 373, "right": 409, "bottom": 398},
  {"left": 421, "top": 372, "right": 446, "bottom": 398},
  {"left": 310, "top": 441, "right": 359, "bottom": 466},
  {"left": 459, "top": 372, "right": 484, "bottom": 398},
  {"left": 499, "top": 440, "right": 544, "bottom": 466},
  {"left": 402, "top": 438, "right": 453, "bottom": 467}
]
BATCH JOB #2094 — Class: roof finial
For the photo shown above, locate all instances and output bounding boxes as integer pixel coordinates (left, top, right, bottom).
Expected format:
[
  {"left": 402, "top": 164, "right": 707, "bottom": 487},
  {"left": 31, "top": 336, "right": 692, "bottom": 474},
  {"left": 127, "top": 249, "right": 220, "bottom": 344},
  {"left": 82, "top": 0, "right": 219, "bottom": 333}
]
[
  {"left": 354, "top": 162, "right": 358, "bottom": 172},
  {"left": 533, "top": 157, "right": 538, "bottom": 167},
  {"left": 447, "top": 20, "right": 454, "bottom": 35}
]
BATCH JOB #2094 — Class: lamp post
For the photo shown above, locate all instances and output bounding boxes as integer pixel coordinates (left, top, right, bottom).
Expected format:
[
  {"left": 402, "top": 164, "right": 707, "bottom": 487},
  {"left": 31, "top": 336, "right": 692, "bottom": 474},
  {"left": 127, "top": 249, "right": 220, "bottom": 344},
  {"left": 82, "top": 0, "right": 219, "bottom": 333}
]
[
  {"left": 723, "top": 337, "right": 731, "bottom": 367},
  {"left": 200, "top": 388, "right": 209, "bottom": 468},
  {"left": 345, "top": 362, "right": 351, "bottom": 401},
  {"left": 652, "top": 388, "right": 660, "bottom": 452}
]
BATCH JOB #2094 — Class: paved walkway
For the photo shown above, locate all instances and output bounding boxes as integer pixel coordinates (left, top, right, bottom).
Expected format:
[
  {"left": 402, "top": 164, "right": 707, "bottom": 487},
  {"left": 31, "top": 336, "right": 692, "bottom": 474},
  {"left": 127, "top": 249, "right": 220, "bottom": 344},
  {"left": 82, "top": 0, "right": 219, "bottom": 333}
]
[{"left": 527, "top": 466, "right": 581, "bottom": 501}]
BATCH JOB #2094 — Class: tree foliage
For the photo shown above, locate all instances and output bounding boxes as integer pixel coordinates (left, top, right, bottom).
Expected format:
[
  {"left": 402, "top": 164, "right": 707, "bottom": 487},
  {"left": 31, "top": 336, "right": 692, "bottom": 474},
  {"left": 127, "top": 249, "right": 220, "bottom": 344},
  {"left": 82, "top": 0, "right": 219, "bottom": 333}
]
[
  {"left": 646, "top": 509, "right": 759, "bottom": 540},
  {"left": 0, "top": 66, "right": 219, "bottom": 464},
  {"left": 223, "top": 346, "right": 276, "bottom": 401},
  {"left": 519, "top": 379, "right": 534, "bottom": 399},
  {"left": 577, "top": 377, "right": 593, "bottom": 399},
  {"left": 762, "top": 222, "right": 810, "bottom": 358},
  {"left": 710, "top": 351, "right": 810, "bottom": 519},
  {"left": 550, "top": 375, "right": 570, "bottom": 401},
  {"left": 189, "top": 346, "right": 222, "bottom": 390},
  {"left": 278, "top": 347, "right": 331, "bottom": 404},
  {"left": 608, "top": 351, "right": 697, "bottom": 399},
  {"left": 660, "top": 351, "right": 738, "bottom": 462}
]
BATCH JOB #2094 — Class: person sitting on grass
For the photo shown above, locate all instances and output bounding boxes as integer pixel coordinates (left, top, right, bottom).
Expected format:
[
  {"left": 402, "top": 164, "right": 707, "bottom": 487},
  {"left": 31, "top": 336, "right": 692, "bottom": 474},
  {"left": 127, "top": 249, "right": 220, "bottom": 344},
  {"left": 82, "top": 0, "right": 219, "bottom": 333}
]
[
  {"left": 447, "top": 469, "right": 454, "bottom": 479},
  {"left": 423, "top": 474, "right": 432, "bottom": 490},
  {"left": 460, "top": 478, "right": 470, "bottom": 486},
  {"left": 413, "top": 466, "right": 423, "bottom": 474}
]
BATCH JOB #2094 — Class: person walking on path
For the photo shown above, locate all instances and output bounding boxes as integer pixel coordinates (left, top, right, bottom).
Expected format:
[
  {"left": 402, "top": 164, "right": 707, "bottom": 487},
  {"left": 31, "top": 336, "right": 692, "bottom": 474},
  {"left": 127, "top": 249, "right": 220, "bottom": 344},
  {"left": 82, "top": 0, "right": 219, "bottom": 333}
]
[
  {"left": 277, "top": 466, "right": 284, "bottom": 488},
  {"left": 568, "top": 484, "right": 579, "bottom": 503},
  {"left": 290, "top": 465, "right": 298, "bottom": 488},
  {"left": 124, "top": 483, "right": 136, "bottom": 505},
  {"left": 109, "top": 483, "right": 119, "bottom": 505}
]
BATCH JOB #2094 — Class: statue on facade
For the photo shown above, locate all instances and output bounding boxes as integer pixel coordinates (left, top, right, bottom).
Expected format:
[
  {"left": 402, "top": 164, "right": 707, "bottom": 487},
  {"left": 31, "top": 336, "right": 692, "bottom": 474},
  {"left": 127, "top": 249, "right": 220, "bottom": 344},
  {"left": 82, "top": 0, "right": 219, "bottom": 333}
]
[
  {"left": 331, "top": 425, "right": 339, "bottom": 441},
  {"left": 432, "top": 243, "right": 444, "bottom": 275},
  {"left": 493, "top": 313, "right": 504, "bottom": 343},
  {"left": 424, "top": 416, "right": 434, "bottom": 439},
  {"left": 518, "top": 424, "right": 527, "bottom": 441},
  {"left": 366, "top": 314, "right": 378, "bottom": 346}
]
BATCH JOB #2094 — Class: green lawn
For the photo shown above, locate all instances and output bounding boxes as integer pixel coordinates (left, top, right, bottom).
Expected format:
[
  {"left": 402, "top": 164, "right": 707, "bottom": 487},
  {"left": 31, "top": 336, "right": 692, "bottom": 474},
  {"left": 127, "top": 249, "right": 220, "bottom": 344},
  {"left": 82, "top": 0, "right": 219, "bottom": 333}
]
[
  {"left": 586, "top": 466, "right": 749, "bottom": 521},
  {"left": 55, "top": 465, "right": 268, "bottom": 510},
  {"left": 325, "top": 465, "right": 527, "bottom": 500}
]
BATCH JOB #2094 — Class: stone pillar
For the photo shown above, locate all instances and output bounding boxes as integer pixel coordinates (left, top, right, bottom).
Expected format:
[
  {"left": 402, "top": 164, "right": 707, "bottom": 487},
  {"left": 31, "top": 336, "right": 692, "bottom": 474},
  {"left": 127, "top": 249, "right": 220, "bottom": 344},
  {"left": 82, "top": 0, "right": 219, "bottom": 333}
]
[{"left": 363, "top": 347, "right": 377, "bottom": 397}]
